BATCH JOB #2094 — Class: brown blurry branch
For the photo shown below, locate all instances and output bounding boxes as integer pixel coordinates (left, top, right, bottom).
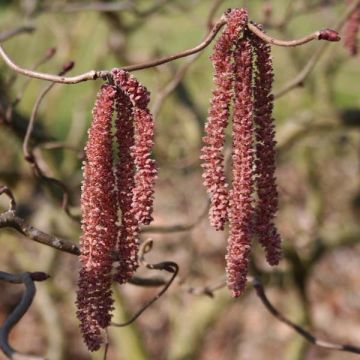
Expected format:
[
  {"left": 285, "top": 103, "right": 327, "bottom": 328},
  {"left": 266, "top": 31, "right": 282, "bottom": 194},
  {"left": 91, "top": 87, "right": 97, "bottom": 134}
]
[
  {"left": 252, "top": 278, "right": 360, "bottom": 355},
  {"left": 22, "top": 61, "right": 79, "bottom": 221},
  {"left": 0, "top": 15, "right": 340, "bottom": 84},
  {"left": 142, "top": 202, "right": 209, "bottom": 234},
  {"left": 43, "top": 0, "right": 133, "bottom": 13},
  {"left": 0, "top": 271, "right": 49, "bottom": 360},
  {"left": 0, "top": 26, "right": 35, "bottom": 42}
]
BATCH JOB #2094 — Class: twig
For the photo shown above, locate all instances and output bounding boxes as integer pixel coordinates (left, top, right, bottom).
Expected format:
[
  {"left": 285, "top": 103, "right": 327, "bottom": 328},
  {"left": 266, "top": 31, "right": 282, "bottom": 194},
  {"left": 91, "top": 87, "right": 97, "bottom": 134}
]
[
  {"left": 142, "top": 202, "right": 209, "bottom": 234},
  {"left": 0, "top": 16, "right": 226, "bottom": 83},
  {"left": 0, "top": 271, "right": 49, "bottom": 360},
  {"left": 111, "top": 261, "right": 178, "bottom": 327},
  {"left": 0, "top": 26, "right": 35, "bottom": 42},
  {"left": 0, "top": 186, "right": 17, "bottom": 213},
  {"left": 22, "top": 62, "right": 79, "bottom": 221},
  {"left": 0, "top": 196, "right": 168, "bottom": 287},
  {"left": 248, "top": 23, "right": 340, "bottom": 47},
  {"left": 182, "top": 276, "right": 226, "bottom": 297},
  {"left": 151, "top": 0, "right": 225, "bottom": 118},
  {"left": 13, "top": 47, "right": 57, "bottom": 107},
  {"left": 252, "top": 277, "right": 360, "bottom": 355},
  {"left": 43, "top": 0, "right": 133, "bottom": 13},
  {"left": 0, "top": 211, "right": 80, "bottom": 255}
]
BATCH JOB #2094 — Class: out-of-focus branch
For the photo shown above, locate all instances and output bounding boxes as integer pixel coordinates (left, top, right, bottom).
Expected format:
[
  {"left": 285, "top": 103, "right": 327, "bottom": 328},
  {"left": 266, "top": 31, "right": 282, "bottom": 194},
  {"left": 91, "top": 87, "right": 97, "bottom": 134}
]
[
  {"left": 151, "top": 0, "right": 226, "bottom": 118},
  {"left": 275, "top": 0, "right": 360, "bottom": 98},
  {"left": 181, "top": 276, "right": 226, "bottom": 297},
  {"left": 142, "top": 202, "right": 209, "bottom": 234},
  {"left": 252, "top": 278, "right": 360, "bottom": 355},
  {"left": 0, "top": 271, "right": 49, "bottom": 360},
  {"left": 42, "top": 0, "right": 133, "bottom": 13},
  {"left": 22, "top": 61, "right": 79, "bottom": 221},
  {"left": 0, "top": 26, "right": 35, "bottom": 42}
]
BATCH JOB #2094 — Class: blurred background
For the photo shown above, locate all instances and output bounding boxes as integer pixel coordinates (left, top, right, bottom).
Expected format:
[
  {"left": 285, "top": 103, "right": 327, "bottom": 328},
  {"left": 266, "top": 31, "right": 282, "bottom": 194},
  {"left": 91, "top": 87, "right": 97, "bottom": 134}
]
[{"left": 0, "top": 0, "right": 359, "bottom": 359}]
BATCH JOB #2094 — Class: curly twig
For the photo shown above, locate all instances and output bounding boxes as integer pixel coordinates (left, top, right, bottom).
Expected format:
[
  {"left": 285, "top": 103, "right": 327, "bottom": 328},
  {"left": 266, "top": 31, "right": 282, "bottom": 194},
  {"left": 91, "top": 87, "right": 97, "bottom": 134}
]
[
  {"left": 111, "top": 240, "right": 179, "bottom": 327},
  {"left": 252, "top": 277, "right": 360, "bottom": 355},
  {"left": 0, "top": 271, "right": 49, "bottom": 360}
]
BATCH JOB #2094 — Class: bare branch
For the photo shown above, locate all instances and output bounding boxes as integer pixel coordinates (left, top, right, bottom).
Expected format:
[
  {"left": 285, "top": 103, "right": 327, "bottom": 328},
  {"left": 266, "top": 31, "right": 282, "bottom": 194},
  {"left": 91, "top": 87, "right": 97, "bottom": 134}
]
[
  {"left": 247, "top": 23, "right": 340, "bottom": 47},
  {"left": 142, "top": 202, "right": 209, "bottom": 234},
  {"left": 252, "top": 278, "right": 360, "bottom": 355},
  {"left": 0, "top": 186, "right": 16, "bottom": 213},
  {"left": 111, "top": 261, "right": 178, "bottom": 327},
  {"left": 0, "top": 26, "right": 35, "bottom": 42},
  {"left": 0, "top": 271, "right": 49, "bottom": 360},
  {"left": 0, "top": 211, "right": 80, "bottom": 255},
  {"left": 43, "top": 0, "right": 133, "bottom": 13},
  {"left": 21, "top": 61, "right": 79, "bottom": 221}
]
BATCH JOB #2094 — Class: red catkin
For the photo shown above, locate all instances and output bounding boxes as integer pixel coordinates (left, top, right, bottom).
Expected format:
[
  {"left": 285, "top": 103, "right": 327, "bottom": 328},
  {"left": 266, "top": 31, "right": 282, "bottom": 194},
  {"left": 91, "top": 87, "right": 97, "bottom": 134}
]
[
  {"left": 76, "top": 84, "right": 118, "bottom": 351},
  {"left": 113, "top": 86, "right": 139, "bottom": 284},
  {"left": 343, "top": 4, "right": 360, "bottom": 56},
  {"left": 226, "top": 33, "right": 254, "bottom": 297},
  {"left": 251, "top": 29, "right": 282, "bottom": 266},
  {"left": 112, "top": 69, "right": 157, "bottom": 227},
  {"left": 201, "top": 8, "right": 248, "bottom": 231}
]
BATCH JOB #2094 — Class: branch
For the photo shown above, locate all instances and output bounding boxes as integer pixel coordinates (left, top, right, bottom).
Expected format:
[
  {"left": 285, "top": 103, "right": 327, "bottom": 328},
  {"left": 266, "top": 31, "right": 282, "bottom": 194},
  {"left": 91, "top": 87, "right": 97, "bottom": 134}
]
[
  {"left": 142, "top": 202, "right": 209, "bottom": 234},
  {"left": 0, "top": 16, "right": 226, "bottom": 83},
  {"left": 0, "top": 12, "right": 339, "bottom": 84},
  {"left": 22, "top": 61, "right": 79, "bottom": 222},
  {"left": 0, "top": 211, "right": 80, "bottom": 255},
  {"left": 252, "top": 278, "right": 360, "bottom": 355},
  {"left": 248, "top": 23, "right": 340, "bottom": 47},
  {"left": 0, "top": 26, "right": 35, "bottom": 42},
  {"left": 111, "top": 240, "right": 178, "bottom": 327},
  {"left": 0, "top": 271, "right": 49, "bottom": 360}
]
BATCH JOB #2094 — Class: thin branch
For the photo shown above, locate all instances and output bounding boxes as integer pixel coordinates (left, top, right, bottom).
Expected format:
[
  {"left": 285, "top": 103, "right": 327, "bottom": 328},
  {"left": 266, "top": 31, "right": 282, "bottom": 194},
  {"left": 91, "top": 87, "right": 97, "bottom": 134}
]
[
  {"left": 111, "top": 261, "right": 178, "bottom": 327},
  {"left": 182, "top": 276, "right": 226, "bottom": 297},
  {"left": 43, "top": 0, "right": 133, "bottom": 13},
  {"left": 0, "top": 16, "right": 226, "bottom": 83},
  {"left": 142, "top": 202, "right": 209, "bottom": 234},
  {"left": 247, "top": 23, "right": 340, "bottom": 47},
  {"left": 0, "top": 26, "right": 35, "bottom": 42},
  {"left": 0, "top": 186, "right": 16, "bottom": 213},
  {"left": 22, "top": 62, "right": 79, "bottom": 221},
  {"left": 0, "top": 200, "right": 168, "bottom": 287},
  {"left": 252, "top": 278, "right": 360, "bottom": 355},
  {"left": 0, "top": 271, "right": 49, "bottom": 360},
  {"left": 0, "top": 210, "right": 80, "bottom": 255}
]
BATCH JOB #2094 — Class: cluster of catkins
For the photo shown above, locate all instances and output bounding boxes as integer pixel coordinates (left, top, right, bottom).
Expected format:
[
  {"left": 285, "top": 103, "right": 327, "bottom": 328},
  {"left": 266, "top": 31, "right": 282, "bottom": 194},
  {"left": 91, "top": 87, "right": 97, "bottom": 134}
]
[
  {"left": 77, "top": 7, "right": 283, "bottom": 351},
  {"left": 76, "top": 69, "right": 157, "bottom": 351},
  {"left": 201, "top": 8, "right": 281, "bottom": 297}
]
